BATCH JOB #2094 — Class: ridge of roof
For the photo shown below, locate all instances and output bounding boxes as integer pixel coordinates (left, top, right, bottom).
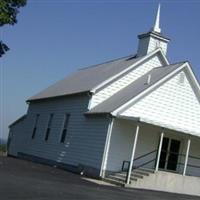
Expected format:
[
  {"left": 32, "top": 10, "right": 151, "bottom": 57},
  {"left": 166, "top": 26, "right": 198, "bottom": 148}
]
[
  {"left": 78, "top": 54, "right": 136, "bottom": 71},
  {"left": 27, "top": 54, "right": 144, "bottom": 102},
  {"left": 87, "top": 62, "right": 185, "bottom": 115}
]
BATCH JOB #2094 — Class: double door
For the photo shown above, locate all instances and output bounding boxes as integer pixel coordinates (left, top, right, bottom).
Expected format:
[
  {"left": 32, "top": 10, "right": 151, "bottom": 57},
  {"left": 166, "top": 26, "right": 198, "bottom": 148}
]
[{"left": 159, "top": 137, "right": 181, "bottom": 171}]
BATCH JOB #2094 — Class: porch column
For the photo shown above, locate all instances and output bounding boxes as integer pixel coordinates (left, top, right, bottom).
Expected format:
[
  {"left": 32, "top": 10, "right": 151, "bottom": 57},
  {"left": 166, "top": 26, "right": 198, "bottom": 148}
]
[
  {"left": 126, "top": 124, "right": 140, "bottom": 184},
  {"left": 183, "top": 138, "right": 191, "bottom": 176},
  {"left": 155, "top": 131, "right": 164, "bottom": 172},
  {"left": 100, "top": 117, "right": 114, "bottom": 178}
]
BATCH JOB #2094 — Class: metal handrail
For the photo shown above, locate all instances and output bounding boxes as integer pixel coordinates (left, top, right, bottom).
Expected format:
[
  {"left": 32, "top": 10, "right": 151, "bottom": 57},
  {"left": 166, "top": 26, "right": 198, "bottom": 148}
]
[
  {"left": 122, "top": 161, "right": 130, "bottom": 172},
  {"left": 186, "top": 155, "right": 200, "bottom": 170},
  {"left": 159, "top": 159, "right": 184, "bottom": 166},
  {"left": 159, "top": 151, "right": 200, "bottom": 170},
  {"left": 187, "top": 163, "right": 200, "bottom": 169},
  {"left": 134, "top": 149, "right": 157, "bottom": 162},
  {"left": 159, "top": 154, "right": 200, "bottom": 171},
  {"left": 122, "top": 149, "right": 157, "bottom": 172},
  {"left": 122, "top": 149, "right": 200, "bottom": 181},
  {"left": 160, "top": 149, "right": 186, "bottom": 157},
  {"left": 189, "top": 155, "right": 200, "bottom": 160},
  {"left": 133, "top": 159, "right": 156, "bottom": 170}
]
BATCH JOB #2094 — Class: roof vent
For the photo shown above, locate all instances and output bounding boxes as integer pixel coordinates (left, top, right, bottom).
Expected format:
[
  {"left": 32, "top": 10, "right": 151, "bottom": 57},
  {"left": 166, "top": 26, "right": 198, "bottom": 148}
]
[
  {"left": 179, "top": 72, "right": 185, "bottom": 85},
  {"left": 146, "top": 74, "right": 152, "bottom": 85}
]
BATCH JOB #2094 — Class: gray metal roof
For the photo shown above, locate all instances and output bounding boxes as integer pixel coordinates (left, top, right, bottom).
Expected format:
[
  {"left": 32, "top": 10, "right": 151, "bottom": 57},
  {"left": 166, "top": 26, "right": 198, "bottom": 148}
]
[
  {"left": 87, "top": 62, "right": 185, "bottom": 114},
  {"left": 28, "top": 55, "right": 144, "bottom": 101},
  {"left": 9, "top": 114, "right": 27, "bottom": 128}
]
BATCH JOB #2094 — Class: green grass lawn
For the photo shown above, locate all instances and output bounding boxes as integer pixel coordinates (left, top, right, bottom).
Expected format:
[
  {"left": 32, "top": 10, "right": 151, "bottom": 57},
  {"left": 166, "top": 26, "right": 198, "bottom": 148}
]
[{"left": 0, "top": 144, "right": 7, "bottom": 156}]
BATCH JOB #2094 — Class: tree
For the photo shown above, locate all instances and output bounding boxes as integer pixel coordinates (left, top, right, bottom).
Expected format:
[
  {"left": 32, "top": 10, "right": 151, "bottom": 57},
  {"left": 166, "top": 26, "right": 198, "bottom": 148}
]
[{"left": 0, "top": 0, "right": 27, "bottom": 57}]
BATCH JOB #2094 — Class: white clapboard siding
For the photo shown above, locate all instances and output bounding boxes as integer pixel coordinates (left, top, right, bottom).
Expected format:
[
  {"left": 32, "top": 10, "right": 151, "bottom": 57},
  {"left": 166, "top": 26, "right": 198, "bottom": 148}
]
[
  {"left": 148, "top": 37, "right": 168, "bottom": 55},
  {"left": 138, "top": 37, "right": 168, "bottom": 57},
  {"left": 90, "top": 55, "right": 162, "bottom": 108},
  {"left": 160, "top": 41, "right": 167, "bottom": 55},
  {"left": 121, "top": 70, "right": 200, "bottom": 136},
  {"left": 106, "top": 119, "right": 159, "bottom": 171},
  {"left": 9, "top": 95, "right": 110, "bottom": 170}
]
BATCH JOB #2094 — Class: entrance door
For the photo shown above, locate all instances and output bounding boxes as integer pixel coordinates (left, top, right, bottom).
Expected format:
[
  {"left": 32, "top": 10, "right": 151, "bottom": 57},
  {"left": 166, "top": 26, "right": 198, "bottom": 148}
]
[{"left": 159, "top": 137, "right": 181, "bottom": 171}]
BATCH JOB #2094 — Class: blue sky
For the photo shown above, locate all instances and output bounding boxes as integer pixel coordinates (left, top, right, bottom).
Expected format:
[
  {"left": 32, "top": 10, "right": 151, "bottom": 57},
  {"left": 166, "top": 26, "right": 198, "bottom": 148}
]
[{"left": 1, "top": 0, "right": 200, "bottom": 140}]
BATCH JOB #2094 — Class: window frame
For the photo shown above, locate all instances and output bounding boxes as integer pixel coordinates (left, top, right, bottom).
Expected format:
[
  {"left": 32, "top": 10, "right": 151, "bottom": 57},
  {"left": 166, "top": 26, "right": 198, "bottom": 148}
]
[
  {"left": 179, "top": 72, "right": 185, "bottom": 85},
  {"left": 44, "top": 113, "right": 54, "bottom": 141},
  {"left": 31, "top": 114, "right": 40, "bottom": 139},
  {"left": 59, "top": 113, "right": 70, "bottom": 144}
]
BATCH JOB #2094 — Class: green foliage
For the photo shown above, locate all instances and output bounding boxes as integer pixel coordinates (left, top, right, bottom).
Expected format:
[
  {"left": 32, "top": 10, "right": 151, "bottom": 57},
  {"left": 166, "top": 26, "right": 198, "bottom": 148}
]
[
  {"left": 0, "top": 41, "right": 9, "bottom": 56},
  {"left": 0, "top": 0, "right": 27, "bottom": 26},
  {"left": 0, "top": 144, "right": 7, "bottom": 153},
  {"left": 0, "top": 0, "right": 27, "bottom": 57}
]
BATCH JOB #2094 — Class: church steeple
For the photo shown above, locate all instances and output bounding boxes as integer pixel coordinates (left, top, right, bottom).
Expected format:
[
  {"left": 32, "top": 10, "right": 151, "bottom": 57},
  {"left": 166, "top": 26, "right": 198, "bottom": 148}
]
[
  {"left": 152, "top": 3, "right": 161, "bottom": 33},
  {"left": 137, "top": 4, "right": 170, "bottom": 57}
]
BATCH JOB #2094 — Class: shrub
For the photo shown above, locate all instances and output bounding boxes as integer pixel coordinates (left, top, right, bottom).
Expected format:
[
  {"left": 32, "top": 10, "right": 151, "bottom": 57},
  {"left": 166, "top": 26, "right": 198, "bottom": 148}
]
[{"left": 0, "top": 144, "right": 7, "bottom": 153}]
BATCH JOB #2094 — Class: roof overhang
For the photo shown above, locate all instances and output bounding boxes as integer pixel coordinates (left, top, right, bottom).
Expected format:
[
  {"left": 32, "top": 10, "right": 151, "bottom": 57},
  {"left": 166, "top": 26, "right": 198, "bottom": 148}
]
[
  {"left": 111, "top": 61, "right": 200, "bottom": 116},
  {"left": 113, "top": 62, "right": 200, "bottom": 138},
  {"left": 27, "top": 91, "right": 91, "bottom": 103},
  {"left": 116, "top": 114, "right": 200, "bottom": 138},
  {"left": 138, "top": 31, "right": 170, "bottom": 43}
]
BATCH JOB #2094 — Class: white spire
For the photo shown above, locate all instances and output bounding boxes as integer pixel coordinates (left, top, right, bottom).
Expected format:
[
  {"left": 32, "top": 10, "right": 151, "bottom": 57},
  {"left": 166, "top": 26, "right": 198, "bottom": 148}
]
[{"left": 153, "top": 4, "right": 161, "bottom": 33}]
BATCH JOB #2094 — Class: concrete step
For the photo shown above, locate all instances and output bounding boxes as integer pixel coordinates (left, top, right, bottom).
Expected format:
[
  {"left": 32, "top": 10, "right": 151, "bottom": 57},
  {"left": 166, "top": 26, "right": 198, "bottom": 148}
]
[
  {"left": 110, "top": 173, "right": 138, "bottom": 181},
  {"left": 110, "top": 174, "right": 137, "bottom": 182},
  {"left": 105, "top": 172, "right": 138, "bottom": 186},
  {"left": 104, "top": 177, "right": 125, "bottom": 186},
  {"left": 132, "top": 168, "right": 153, "bottom": 176},
  {"left": 138, "top": 167, "right": 155, "bottom": 173},
  {"left": 115, "top": 172, "right": 143, "bottom": 179},
  {"left": 132, "top": 170, "right": 149, "bottom": 176},
  {"left": 131, "top": 172, "right": 144, "bottom": 179},
  {"left": 104, "top": 168, "right": 154, "bottom": 186},
  {"left": 108, "top": 174, "right": 126, "bottom": 182}
]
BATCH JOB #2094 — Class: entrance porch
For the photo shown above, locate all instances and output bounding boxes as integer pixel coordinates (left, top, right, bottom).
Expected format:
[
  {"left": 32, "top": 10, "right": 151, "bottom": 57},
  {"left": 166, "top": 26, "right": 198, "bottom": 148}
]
[{"left": 102, "top": 118, "right": 200, "bottom": 196}]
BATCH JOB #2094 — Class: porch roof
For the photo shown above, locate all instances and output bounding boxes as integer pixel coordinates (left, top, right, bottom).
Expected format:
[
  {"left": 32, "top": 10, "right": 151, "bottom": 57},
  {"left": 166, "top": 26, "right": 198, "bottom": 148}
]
[{"left": 117, "top": 115, "right": 200, "bottom": 138}]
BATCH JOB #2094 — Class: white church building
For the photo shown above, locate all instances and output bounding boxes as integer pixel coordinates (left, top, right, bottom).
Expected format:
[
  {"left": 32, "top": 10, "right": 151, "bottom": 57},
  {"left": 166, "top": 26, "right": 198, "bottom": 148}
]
[{"left": 8, "top": 5, "right": 200, "bottom": 196}]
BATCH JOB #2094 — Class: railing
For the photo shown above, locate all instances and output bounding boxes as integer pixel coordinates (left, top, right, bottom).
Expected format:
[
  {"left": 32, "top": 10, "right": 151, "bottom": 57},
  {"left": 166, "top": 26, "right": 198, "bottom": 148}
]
[
  {"left": 158, "top": 150, "right": 200, "bottom": 172},
  {"left": 122, "top": 149, "right": 157, "bottom": 183},
  {"left": 188, "top": 155, "right": 200, "bottom": 171},
  {"left": 158, "top": 149, "right": 185, "bottom": 172},
  {"left": 122, "top": 149, "right": 157, "bottom": 172},
  {"left": 122, "top": 149, "right": 200, "bottom": 183}
]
